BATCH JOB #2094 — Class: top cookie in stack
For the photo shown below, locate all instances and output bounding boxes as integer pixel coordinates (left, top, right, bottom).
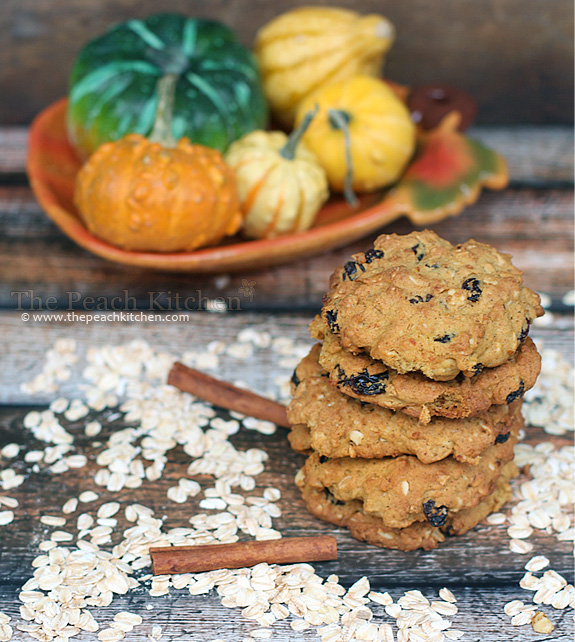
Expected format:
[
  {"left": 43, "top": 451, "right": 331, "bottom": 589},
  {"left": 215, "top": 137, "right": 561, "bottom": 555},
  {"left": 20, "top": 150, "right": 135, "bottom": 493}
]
[
  {"left": 316, "top": 230, "right": 542, "bottom": 381},
  {"left": 312, "top": 229, "right": 543, "bottom": 419},
  {"left": 288, "top": 230, "right": 543, "bottom": 551}
]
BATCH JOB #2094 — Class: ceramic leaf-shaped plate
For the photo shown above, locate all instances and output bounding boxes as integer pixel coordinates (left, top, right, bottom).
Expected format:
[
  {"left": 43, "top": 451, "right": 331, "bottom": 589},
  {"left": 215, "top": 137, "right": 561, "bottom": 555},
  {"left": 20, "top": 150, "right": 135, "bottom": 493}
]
[
  {"left": 27, "top": 98, "right": 508, "bottom": 273},
  {"left": 385, "top": 113, "right": 508, "bottom": 224}
]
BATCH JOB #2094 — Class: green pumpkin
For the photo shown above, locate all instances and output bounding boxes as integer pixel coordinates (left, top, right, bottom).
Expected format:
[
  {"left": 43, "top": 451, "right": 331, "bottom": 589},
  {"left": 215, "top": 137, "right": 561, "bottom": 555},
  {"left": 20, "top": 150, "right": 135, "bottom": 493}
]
[{"left": 67, "top": 13, "right": 268, "bottom": 158}]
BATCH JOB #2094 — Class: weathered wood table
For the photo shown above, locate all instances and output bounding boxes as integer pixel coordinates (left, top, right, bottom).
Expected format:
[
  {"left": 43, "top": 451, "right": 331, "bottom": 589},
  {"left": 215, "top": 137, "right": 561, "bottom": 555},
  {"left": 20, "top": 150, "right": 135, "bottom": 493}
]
[{"left": 0, "top": 126, "right": 573, "bottom": 641}]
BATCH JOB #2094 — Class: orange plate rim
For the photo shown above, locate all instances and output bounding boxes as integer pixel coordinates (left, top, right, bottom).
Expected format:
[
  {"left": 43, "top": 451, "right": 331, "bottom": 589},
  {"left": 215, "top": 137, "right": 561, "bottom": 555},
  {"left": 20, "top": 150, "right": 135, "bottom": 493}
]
[{"left": 27, "top": 98, "right": 434, "bottom": 274}]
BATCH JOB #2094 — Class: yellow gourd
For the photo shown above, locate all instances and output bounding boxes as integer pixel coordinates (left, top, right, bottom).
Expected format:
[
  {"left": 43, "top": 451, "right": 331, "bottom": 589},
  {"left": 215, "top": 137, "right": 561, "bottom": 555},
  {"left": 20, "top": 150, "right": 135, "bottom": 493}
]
[
  {"left": 254, "top": 6, "right": 395, "bottom": 127},
  {"left": 225, "top": 110, "right": 329, "bottom": 239},
  {"left": 295, "top": 76, "right": 416, "bottom": 196}
]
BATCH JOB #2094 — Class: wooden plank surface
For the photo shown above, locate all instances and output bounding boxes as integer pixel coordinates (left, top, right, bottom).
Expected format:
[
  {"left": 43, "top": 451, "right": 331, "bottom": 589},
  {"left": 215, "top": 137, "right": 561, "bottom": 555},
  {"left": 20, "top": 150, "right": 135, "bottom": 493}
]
[
  {"left": 1, "top": 0, "right": 573, "bottom": 125},
  {"left": 0, "top": 126, "right": 572, "bottom": 311},
  {"left": 0, "top": 584, "right": 571, "bottom": 641},
  {"left": 0, "top": 127, "right": 28, "bottom": 174},
  {"left": 0, "top": 405, "right": 572, "bottom": 586},
  {"left": 467, "top": 127, "right": 575, "bottom": 187},
  {"left": 0, "top": 312, "right": 573, "bottom": 640},
  {"left": 1, "top": 311, "right": 573, "bottom": 406},
  {"left": 0, "top": 116, "right": 573, "bottom": 640},
  {"left": 0, "top": 187, "right": 572, "bottom": 311},
  {"left": 1, "top": 126, "right": 573, "bottom": 186}
]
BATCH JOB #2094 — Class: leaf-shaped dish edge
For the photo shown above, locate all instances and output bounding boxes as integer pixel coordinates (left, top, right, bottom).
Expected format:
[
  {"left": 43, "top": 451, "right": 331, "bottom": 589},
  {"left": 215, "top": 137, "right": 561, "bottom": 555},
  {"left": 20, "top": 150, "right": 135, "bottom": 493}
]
[{"left": 27, "top": 99, "right": 508, "bottom": 273}]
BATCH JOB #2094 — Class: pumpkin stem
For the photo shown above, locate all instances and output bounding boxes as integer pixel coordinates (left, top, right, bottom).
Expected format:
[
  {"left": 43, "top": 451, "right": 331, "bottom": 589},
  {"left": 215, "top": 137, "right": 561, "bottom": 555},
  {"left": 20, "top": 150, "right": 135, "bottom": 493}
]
[
  {"left": 149, "top": 73, "right": 178, "bottom": 147},
  {"left": 279, "top": 105, "right": 319, "bottom": 161},
  {"left": 328, "top": 109, "right": 358, "bottom": 207}
]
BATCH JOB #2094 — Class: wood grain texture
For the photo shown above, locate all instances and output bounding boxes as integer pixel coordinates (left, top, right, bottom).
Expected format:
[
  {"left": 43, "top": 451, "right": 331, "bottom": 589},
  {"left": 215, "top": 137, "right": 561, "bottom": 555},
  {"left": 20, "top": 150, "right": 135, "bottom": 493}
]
[
  {"left": 1, "top": 126, "right": 573, "bottom": 186},
  {"left": 0, "top": 409, "right": 573, "bottom": 604},
  {"left": 0, "top": 106, "right": 572, "bottom": 639},
  {"left": 0, "top": 405, "right": 570, "bottom": 588},
  {"left": 1, "top": 127, "right": 571, "bottom": 311},
  {"left": 1, "top": 0, "right": 573, "bottom": 125},
  {"left": 0, "top": 187, "right": 572, "bottom": 310},
  {"left": 0, "top": 311, "right": 572, "bottom": 405},
  {"left": 0, "top": 127, "right": 28, "bottom": 173},
  {"left": 0, "top": 406, "right": 573, "bottom": 635},
  {"left": 0, "top": 584, "right": 571, "bottom": 641},
  {"left": 466, "top": 127, "right": 575, "bottom": 187},
  {"left": 0, "top": 313, "right": 572, "bottom": 639}
]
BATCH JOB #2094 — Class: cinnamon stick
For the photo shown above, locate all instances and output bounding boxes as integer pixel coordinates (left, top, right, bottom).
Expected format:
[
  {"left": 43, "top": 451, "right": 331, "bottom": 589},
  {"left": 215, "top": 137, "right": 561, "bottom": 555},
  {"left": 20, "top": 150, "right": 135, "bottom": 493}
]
[
  {"left": 150, "top": 536, "right": 337, "bottom": 575},
  {"left": 168, "top": 361, "right": 290, "bottom": 428}
]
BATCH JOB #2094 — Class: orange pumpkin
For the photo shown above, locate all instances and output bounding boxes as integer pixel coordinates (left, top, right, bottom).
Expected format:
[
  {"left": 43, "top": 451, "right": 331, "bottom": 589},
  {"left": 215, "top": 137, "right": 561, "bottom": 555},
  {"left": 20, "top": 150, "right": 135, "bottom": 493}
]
[{"left": 74, "top": 74, "right": 242, "bottom": 253}]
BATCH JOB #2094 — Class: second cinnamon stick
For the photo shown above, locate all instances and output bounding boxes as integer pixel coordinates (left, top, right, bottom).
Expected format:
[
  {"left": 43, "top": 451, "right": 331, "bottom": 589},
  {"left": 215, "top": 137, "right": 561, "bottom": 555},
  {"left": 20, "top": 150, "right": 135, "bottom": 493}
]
[
  {"left": 150, "top": 536, "right": 337, "bottom": 575},
  {"left": 168, "top": 361, "right": 290, "bottom": 428}
]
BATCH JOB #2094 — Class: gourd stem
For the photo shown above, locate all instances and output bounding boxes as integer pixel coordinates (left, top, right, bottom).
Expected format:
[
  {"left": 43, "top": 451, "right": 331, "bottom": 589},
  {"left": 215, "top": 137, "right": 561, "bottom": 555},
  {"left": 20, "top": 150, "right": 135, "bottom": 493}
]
[
  {"left": 328, "top": 109, "right": 358, "bottom": 207},
  {"left": 149, "top": 73, "right": 178, "bottom": 147},
  {"left": 279, "top": 105, "right": 319, "bottom": 161}
]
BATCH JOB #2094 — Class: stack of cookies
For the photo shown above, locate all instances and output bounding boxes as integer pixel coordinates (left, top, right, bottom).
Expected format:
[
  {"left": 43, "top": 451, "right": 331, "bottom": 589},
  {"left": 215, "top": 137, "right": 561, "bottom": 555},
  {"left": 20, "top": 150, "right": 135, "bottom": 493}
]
[{"left": 288, "top": 230, "right": 543, "bottom": 550}]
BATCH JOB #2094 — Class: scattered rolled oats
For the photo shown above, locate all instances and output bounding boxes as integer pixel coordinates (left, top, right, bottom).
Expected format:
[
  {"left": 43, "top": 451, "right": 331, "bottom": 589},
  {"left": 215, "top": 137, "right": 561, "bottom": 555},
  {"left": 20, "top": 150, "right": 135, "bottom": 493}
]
[
  {"left": 150, "top": 625, "right": 163, "bottom": 639},
  {"left": 525, "top": 556, "right": 550, "bottom": 573},
  {"left": 49, "top": 397, "right": 69, "bottom": 414},
  {"left": 511, "top": 611, "right": 534, "bottom": 626},
  {"left": 0, "top": 510, "right": 14, "bottom": 526},
  {"left": 114, "top": 611, "right": 142, "bottom": 628},
  {"left": 97, "top": 502, "right": 121, "bottom": 518},
  {"left": 523, "top": 347, "right": 574, "bottom": 436},
  {"left": 200, "top": 498, "right": 227, "bottom": 511},
  {"left": 9, "top": 333, "right": 571, "bottom": 642},
  {"left": 439, "top": 588, "right": 457, "bottom": 604},
  {"left": 98, "top": 628, "right": 125, "bottom": 642},
  {"left": 507, "top": 525, "right": 533, "bottom": 540},
  {"left": 40, "top": 515, "right": 66, "bottom": 526},
  {"left": 509, "top": 539, "right": 534, "bottom": 554},
  {"left": 561, "top": 289, "right": 575, "bottom": 306},
  {"left": 431, "top": 601, "right": 458, "bottom": 616},
  {"left": 369, "top": 591, "right": 394, "bottom": 607},
  {"left": 486, "top": 512, "right": 506, "bottom": 525},
  {"left": 78, "top": 491, "right": 99, "bottom": 503},
  {"left": 20, "top": 339, "right": 77, "bottom": 395},
  {"left": 85, "top": 420, "right": 102, "bottom": 437},
  {"left": 504, "top": 600, "right": 525, "bottom": 617},
  {"left": 50, "top": 530, "right": 74, "bottom": 542},
  {"left": 1, "top": 470, "right": 24, "bottom": 491},
  {"left": 167, "top": 486, "right": 188, "bottom": 504},
  {"left": 0, "top": 444, "right": 20, "bottom": 459},
  {"left": 531, "top": 611, "right": 554, "bottom": 634}
]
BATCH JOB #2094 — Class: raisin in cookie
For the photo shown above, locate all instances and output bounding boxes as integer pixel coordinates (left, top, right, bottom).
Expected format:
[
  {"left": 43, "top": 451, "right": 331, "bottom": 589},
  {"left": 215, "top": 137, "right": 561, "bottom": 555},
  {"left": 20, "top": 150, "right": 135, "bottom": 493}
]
[
  {"left": 288, "top": 344, "right": 520, "bottom": 464},
  {"left": 300, "top": 431, "right": 517, "bottom": 530},
  {"left": 297, "top": 461, "right": 516, "bottom": 551},
  {"left": 318, "top": 230, "right": 543, "bottom": 380},
  {"left": 312, "top": 318, "right": 540, "bottom": 422}
]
